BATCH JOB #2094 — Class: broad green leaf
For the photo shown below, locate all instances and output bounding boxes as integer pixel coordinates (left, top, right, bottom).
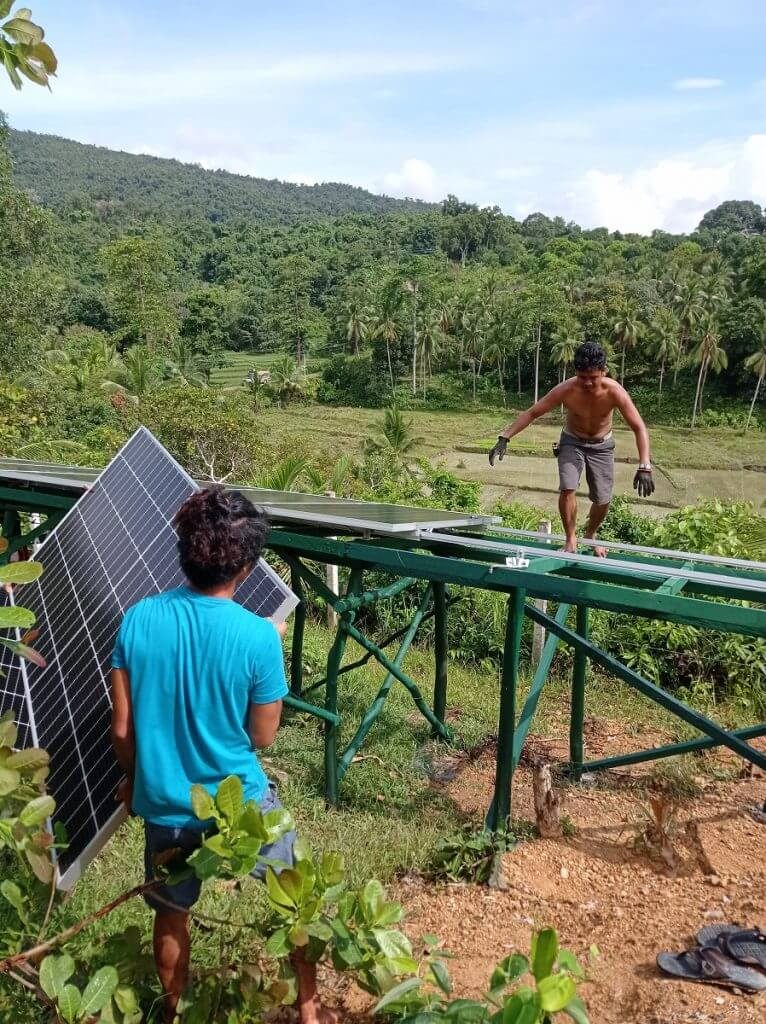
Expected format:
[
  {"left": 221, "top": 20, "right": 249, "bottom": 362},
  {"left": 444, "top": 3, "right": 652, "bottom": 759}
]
[
  {"left": 564, "top": 994, "right": 590, "bottom": 1024},
  {"left": 25, "top": 844, "right": 53, "bottom": 883},
  {"left": 2, "top": 16, "right": 43, "bottom": 45},
  {"left": 0, "top": 879, "right": 27, "bottom": 921},
  {"left": 113, "top": 984, "right": 140, "bottom": 1014},
  {"left": 215, "top": 774, "right": 243, "bottom": 824},
  {"left": 39, "top": 954, "right": 75, "bottom": 1000},
  {"left": 5, "top": 747, "right": 49, "bottom": 770},
  {"left": 190, "top": 783, "right": 216, "bottom": 822},
  {"left": 359, "top": 878, "right": 385, "bottom": 921},
  {"left": 262, "top": 806, "right": 293, "bottom": 843},
  {"left": 0, "top": 765, "right": 20, "bottom": 795},
  {"left": 500, "top": 988, "right": 540, "bottom": 1024},
  {"left": 372, "top": 977, "right": 422, "bottom": 1013},
  {"left": 0, "top": 714, "right": 17, "bottom": 748},
  {"left": 2, "top": 47, "right": 23, "bottom": 90},
  {"left": 264, "top": 926, "right": 291, "bottom": 957},
  {"left": 17, "top": 57, "right": 48, "bottom": 86},
  {"left": 239, "top": 803, "right": 268, "bottom": 840},
  {"left": 289, "top": 923, "right": 309, "bottom": 946},
  {"left": 531, "top": 927, "right": 558, "bottom": 982},
  {"left": 268, "top": 867, "right": 302, "bottom": 908},
  {"left": 0, "top": 638, "right": 45, "bottom": 667},
  {"left": 30, "top": 40, "right": 56, "bottom": 73},
  {"left": 0, "top": 606, "right": 35, "bottom": 628},
  {"left": 187, "top": 844, "right": 222, "bottom": 881},
  {"left": 19, "top": 794, "right": 55, "bottom": 827},
  {"left": 58, "top": 983, "right": 82, "bottom": 1024},
  {"left": 80, "top": 965, "right": 119, "bottom": 1016},
  {"left": 0, "top": 560, "right": 43, "bottom": 584},
  {"left": 490, "top": 953, "right": 529, "bottom": 992},
  {"left": 372, "top": 927, "right": 413, "bottom": 961},
  {"left": 557, "top": 949, "right": 586, "bottom": 980},
  {"left": 430, "top": 959, "right": 452, "bottom": 995},
  {"left": 538, "top": 973, "right": 576, "bottom": 1013}
]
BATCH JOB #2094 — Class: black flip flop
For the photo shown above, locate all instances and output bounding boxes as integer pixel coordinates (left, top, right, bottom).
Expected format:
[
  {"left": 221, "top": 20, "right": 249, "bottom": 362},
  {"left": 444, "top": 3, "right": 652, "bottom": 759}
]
[
  {"left": 657, "top": 946, "right": 766, "bottom": 992},
  {"left": 697, "top": 924, "right": 766, "bottom": 968}
]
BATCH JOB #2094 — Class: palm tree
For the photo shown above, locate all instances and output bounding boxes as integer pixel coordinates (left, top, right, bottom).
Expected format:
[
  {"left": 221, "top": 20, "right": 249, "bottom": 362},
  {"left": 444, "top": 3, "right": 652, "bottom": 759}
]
[
  {"left": 269, "top": 355, "right": 305, "bottom": 407},
  {"left": 102, "top": 345, "right": 162, "bottom": 404},
  {"left": 404, "top": 277, "right": 420, "bottom": 396},
  {"left": 303, "top": 455, "right": 354, "bottom": 497},
  {"left": 364, "top": 405, "right": 423, "bottom": 464},
  {"left": 550, "top": 329, "right": 578, "bottom": 383},
  {"left": 671, "top": 275, "right": 704, "bottom": 386},
  {"left": 745, "top": 338, "right": 766, "bottom": 432},
  {"left": 345, "top": 300, "right": 369, "bottom": 356},
  {"left": 648, "top": 307, "right": 679, "bottom": 402},
  {"left": 166, "top": 337, "right": 209, "bottom": 387},
  {"left": 418, "top": 317, "right": 442, "bottom": 393},
  {"left": 690, "top": 316, "right": 727, "bottom": 428},
  {"left": 612, "top": 308, "right": 640, "bottom": 385},
  {"left": 371, "top": 311, "right": 399, "bottom": 392},
  {"left": 254, "top": 456, "right": 312, "bottom": 491}
]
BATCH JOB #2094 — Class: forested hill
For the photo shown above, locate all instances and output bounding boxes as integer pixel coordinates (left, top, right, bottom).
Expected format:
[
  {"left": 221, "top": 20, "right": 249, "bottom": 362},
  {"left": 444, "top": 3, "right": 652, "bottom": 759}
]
[{"left": 7, "top": 128, "right": 433, "bottom": 224}]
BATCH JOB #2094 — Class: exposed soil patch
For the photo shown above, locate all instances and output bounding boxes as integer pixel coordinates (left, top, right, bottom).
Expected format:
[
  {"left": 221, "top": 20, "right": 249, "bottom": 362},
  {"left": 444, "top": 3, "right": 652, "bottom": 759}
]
[{"left": 331, "top": 720, "right": 766, "bottom": 1023}]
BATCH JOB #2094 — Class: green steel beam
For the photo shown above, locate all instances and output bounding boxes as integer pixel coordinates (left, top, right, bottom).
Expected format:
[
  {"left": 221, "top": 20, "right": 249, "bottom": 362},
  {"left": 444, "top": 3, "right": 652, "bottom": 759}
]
[
  {"left": 571, "top": 722, "right": 766, "bottom": 774},
  {"left": 336, "top": 576, "right": 417, "bottom": 614},
  {"left": 432, "top": 581, "right": 449, "bottom": 732},
  {"left": 486, "top": 588, "right": 525, "bottom": 831},
  {"left": 283, "top": 693, "right": 340, "bottom": 726},
  {"left": 525, "top": 603, "right": 766, "bottom": 771},
  {"left": 337, "top": 587, "right": 433, "bottom": 780},
  {"left": 569, "top": 605, "right": 589, "bottom": 780},
  {"left": 0, "top": 486, "right": 77, "bottom": 513},
  {"left": 512, "top": 603, "right": 571, "bottom": 770},
  {"left": 290, "top": 569, "right": 306, "bottom": 697},
  {"left": 267, "top": 530, "right": 766, "bottom": 638}
]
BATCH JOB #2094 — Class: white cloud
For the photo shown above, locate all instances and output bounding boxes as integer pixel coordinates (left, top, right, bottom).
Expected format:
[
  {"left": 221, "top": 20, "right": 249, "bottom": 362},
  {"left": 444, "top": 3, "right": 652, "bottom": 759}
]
[
  {"left": 382, "top": 158, "right": 441, "bottom": 201},
  {"left": 566, "top": 134, "right": 766, "bottom": 232},
  {"left": 673, "top": 77, "right": 724, "bottom": 90}
]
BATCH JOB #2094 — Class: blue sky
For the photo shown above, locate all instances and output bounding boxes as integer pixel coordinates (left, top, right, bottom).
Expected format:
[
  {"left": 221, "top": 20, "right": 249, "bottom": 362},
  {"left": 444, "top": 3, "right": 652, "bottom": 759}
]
[{"left": 3, "top": 1, "right": 765, "bottom": 232}]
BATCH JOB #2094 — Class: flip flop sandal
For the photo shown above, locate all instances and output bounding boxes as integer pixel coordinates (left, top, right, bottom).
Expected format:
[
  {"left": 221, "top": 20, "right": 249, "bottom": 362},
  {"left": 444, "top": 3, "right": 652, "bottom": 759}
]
[
  {"left": 657, "top": 946, "right": 766, "bottom": 992},
  {"left": 724, "top": 930, "right": 766, "bottom": 970},
  {"left": 697, "top": 924, "right": 766, "bottom": 966}
]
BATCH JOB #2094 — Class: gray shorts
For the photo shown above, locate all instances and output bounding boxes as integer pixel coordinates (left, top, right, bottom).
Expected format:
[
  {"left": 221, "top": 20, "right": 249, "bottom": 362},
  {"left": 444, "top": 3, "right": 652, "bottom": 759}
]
[
  {"left": 143, "top": 782, "right": 296, "bottom": 912},
  {"left": 557, "top": 432, "right": 615, "bottom": 505}
]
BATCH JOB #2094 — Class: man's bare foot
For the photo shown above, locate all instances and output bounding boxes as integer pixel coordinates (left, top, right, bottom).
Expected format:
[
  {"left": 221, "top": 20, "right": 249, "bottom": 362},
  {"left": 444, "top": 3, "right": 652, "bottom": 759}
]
[
  {"left": 584, "top": 537, "right": 607, "bottom": 557},
  {"left": 563, "top": 536, "right": 578, "bottom": 554}
]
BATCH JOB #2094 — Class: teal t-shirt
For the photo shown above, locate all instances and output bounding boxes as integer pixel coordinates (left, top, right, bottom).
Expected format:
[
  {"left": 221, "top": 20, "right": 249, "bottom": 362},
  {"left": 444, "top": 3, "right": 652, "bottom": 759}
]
[{"left": 112, "top": 586, "right": 287, "bottom": 828}]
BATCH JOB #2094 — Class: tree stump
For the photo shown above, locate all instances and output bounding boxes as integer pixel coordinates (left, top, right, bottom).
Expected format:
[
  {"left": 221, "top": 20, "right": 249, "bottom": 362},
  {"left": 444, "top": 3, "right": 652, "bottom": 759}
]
[{"left": 533, "top": 761, "right": 562, "bottom": 838}]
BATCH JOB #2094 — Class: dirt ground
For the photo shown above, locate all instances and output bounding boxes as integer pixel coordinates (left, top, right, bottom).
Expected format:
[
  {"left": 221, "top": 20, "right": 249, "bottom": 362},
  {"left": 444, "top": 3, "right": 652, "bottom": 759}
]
[{"left": 331, "top": 720, "right": 766, "bottom": 1024}]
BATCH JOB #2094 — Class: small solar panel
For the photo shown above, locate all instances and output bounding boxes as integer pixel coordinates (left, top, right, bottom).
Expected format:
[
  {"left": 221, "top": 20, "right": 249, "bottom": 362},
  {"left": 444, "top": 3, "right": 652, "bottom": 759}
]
[{"left": 1, "top": 428, "right": 296, "bottom": 889}]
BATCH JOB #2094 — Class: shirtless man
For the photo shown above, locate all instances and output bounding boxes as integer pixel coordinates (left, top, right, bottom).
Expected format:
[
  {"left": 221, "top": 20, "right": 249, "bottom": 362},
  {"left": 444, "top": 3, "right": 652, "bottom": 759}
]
[{"left": 488, "top": 341, "right": 654, "bottom": 555}]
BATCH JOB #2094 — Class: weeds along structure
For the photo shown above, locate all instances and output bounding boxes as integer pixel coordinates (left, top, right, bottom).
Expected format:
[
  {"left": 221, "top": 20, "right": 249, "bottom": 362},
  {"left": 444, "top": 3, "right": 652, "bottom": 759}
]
[{"left": 1, "top": 454, "right": 765, "bottom": 832}]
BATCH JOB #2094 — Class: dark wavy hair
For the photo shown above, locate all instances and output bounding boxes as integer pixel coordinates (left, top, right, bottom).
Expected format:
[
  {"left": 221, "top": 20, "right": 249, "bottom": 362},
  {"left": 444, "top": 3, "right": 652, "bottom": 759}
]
[
  {"left": 573, "top": 341, "right": 607, "bottom": 372},
  {"left": 174, "top": 487, "right": 269, "bottom": 590}
]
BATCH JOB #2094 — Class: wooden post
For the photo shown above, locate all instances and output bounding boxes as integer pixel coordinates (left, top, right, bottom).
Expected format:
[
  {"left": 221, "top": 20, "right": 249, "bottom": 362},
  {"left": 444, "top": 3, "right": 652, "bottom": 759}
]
[
  {"left": 531, "top": 520, "right": 552, "bottom": 664},
  {"left": 325, "top": 491, "right": 339, "bottom": 630}
]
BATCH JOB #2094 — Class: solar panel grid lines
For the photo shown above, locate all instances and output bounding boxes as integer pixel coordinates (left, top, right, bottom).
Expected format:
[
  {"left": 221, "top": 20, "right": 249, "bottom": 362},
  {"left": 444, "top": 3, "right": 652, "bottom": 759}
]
[{"left": 3, "top": 426, "right": 298, "bottom": 889}]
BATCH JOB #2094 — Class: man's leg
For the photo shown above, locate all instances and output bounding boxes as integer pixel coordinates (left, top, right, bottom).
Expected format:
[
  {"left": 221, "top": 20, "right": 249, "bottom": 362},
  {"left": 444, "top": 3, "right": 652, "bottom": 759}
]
[
  {"left": 154, "top": 910, "right": 191, "bottom": 1022},
  {"left": 292, "top": 949, "right": 338, "bottom": 1024},
  {"left": 584, "top": 502, "right": 610, "bottom": 556},
  {"left": 559, "top": 489, "right": 578, "bottom": 553}
]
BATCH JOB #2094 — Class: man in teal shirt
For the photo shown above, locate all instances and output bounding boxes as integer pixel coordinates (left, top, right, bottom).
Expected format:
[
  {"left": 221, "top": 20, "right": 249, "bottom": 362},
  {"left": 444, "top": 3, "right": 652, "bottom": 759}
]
[{"left": 111, "top": 486, "right": 334, "bottom": 1024}]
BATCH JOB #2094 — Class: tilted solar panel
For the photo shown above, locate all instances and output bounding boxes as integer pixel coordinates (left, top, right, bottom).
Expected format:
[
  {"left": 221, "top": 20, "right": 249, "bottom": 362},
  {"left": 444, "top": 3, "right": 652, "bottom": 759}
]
[{"left": 1, "top": 427, "right": 296, "bottom": 889}]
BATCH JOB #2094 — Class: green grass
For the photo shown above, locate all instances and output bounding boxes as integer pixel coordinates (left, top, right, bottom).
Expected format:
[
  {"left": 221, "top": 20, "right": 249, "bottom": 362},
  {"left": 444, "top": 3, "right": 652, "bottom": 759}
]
[{"left": 211, "top": 350, "right": 329, "bottom": 388}]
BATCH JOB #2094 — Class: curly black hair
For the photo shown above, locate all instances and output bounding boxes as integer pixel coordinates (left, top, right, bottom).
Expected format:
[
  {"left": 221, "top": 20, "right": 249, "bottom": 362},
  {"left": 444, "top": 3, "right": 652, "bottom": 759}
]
[
  {"left": 174, "top": 486, "right": 269, "bottom": 590},
  {"left": 573, "top": 341, "right": 607, "bottom": 372}
]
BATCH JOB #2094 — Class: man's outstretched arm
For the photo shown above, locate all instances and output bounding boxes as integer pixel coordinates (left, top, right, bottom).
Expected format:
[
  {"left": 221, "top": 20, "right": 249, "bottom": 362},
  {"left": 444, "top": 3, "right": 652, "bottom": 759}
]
[{"left": 489, "top": 383, "right": 567, "bottom": 464}]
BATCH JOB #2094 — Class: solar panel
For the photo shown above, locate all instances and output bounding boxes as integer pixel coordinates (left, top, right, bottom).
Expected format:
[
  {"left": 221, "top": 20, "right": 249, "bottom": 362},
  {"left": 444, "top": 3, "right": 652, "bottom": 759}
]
[{"left": 1, "top": 428, "right": 297, "bottom": 889}]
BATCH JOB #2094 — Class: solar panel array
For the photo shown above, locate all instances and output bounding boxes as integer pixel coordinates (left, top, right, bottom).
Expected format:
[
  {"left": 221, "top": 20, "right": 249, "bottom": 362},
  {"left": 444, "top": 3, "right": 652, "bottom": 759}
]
[{"left": 0, "top": 428, "right": 296, "bottom": 888}]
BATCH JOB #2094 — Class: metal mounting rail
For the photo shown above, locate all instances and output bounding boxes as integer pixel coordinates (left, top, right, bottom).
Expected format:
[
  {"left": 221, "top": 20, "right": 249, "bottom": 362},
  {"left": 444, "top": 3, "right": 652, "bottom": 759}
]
[
  {"left": 423, "top": 531, "right": 766, "bottom": 597},
  {"left": 480, "top": 524, "right": 766, "bottom": 573}
]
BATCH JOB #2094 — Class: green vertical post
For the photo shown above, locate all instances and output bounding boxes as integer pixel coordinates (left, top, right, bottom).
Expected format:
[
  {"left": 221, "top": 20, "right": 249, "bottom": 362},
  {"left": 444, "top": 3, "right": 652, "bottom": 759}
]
[
  {"left": 486, "top": 588, "right": 525, "bottom": 832},
  {"left": 1, "top": 510, "right": 21, "bottom": 565},
  {"left": 290, "top": 569, "right": 305, "bottom": 697},
  {"left": 323, "top": 565, "right": 362, "bottom": 806},
  {"left": 569, "top": 604, "right": 589, "bottom": 780},
  {"left": 432, "top": 581, "right": 448, "bottom": 733}
]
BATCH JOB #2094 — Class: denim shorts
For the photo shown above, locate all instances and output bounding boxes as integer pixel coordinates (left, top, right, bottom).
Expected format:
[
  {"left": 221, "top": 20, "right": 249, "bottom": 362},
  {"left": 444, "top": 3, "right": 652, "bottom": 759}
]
[{"left": 143, "top": 783, "right": 297, "bottom": 912}]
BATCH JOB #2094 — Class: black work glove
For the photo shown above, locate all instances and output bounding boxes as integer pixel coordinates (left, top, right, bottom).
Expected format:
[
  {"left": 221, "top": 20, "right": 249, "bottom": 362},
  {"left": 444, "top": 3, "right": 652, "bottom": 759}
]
[
  {"left": 633, "top": 467, "right": 655, "bottom": 498},
  {"left": 488, "top": 436, "right": 508, "bottom": 466}
]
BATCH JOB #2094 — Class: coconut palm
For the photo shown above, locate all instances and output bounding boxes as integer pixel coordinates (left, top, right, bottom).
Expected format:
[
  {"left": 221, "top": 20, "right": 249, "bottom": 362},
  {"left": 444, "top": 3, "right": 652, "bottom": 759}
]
[
  {"left": 612, "top": 308, "right": 640, "bottom": 385},
  {"left": 102, "top": 345, "right": 163, "bottom": 404},
  {"left": 166, "top": 337, "right": 209, "bottom": 387},
  {"left": 671, "top": 275, "right": 705, "bottom": 386},
  {"left": 269, "top": 355, "right": 305, "bottom": 407},
  {"left": 370, "top": 311, "right": 400, "bottom": 392},
  {"left": 690, "top": 316, "right": 727, "bottom": 428},
  {"left": 345, "top": 300, "right": 369, "bottom": 356},
  {"left": 550, "top": 329, "right": 578, "bottom": 383},
  {"left": 745, "top": 337, "right": 766, "bottom": 432},
  {"left": 648, "top": 307, "right": 680, "bottom": 402},
  {"left": 254, "top": 456, "right": 312, "bottom": 491},
  {"left": 364, "top": 405, "right": 423, "bottom": 464},
  {"left": 303, "top": 455, "right": 354, "bottom": 497},
  {"left": 418, "top": 317, "right": 442, "bottom": 393}
]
